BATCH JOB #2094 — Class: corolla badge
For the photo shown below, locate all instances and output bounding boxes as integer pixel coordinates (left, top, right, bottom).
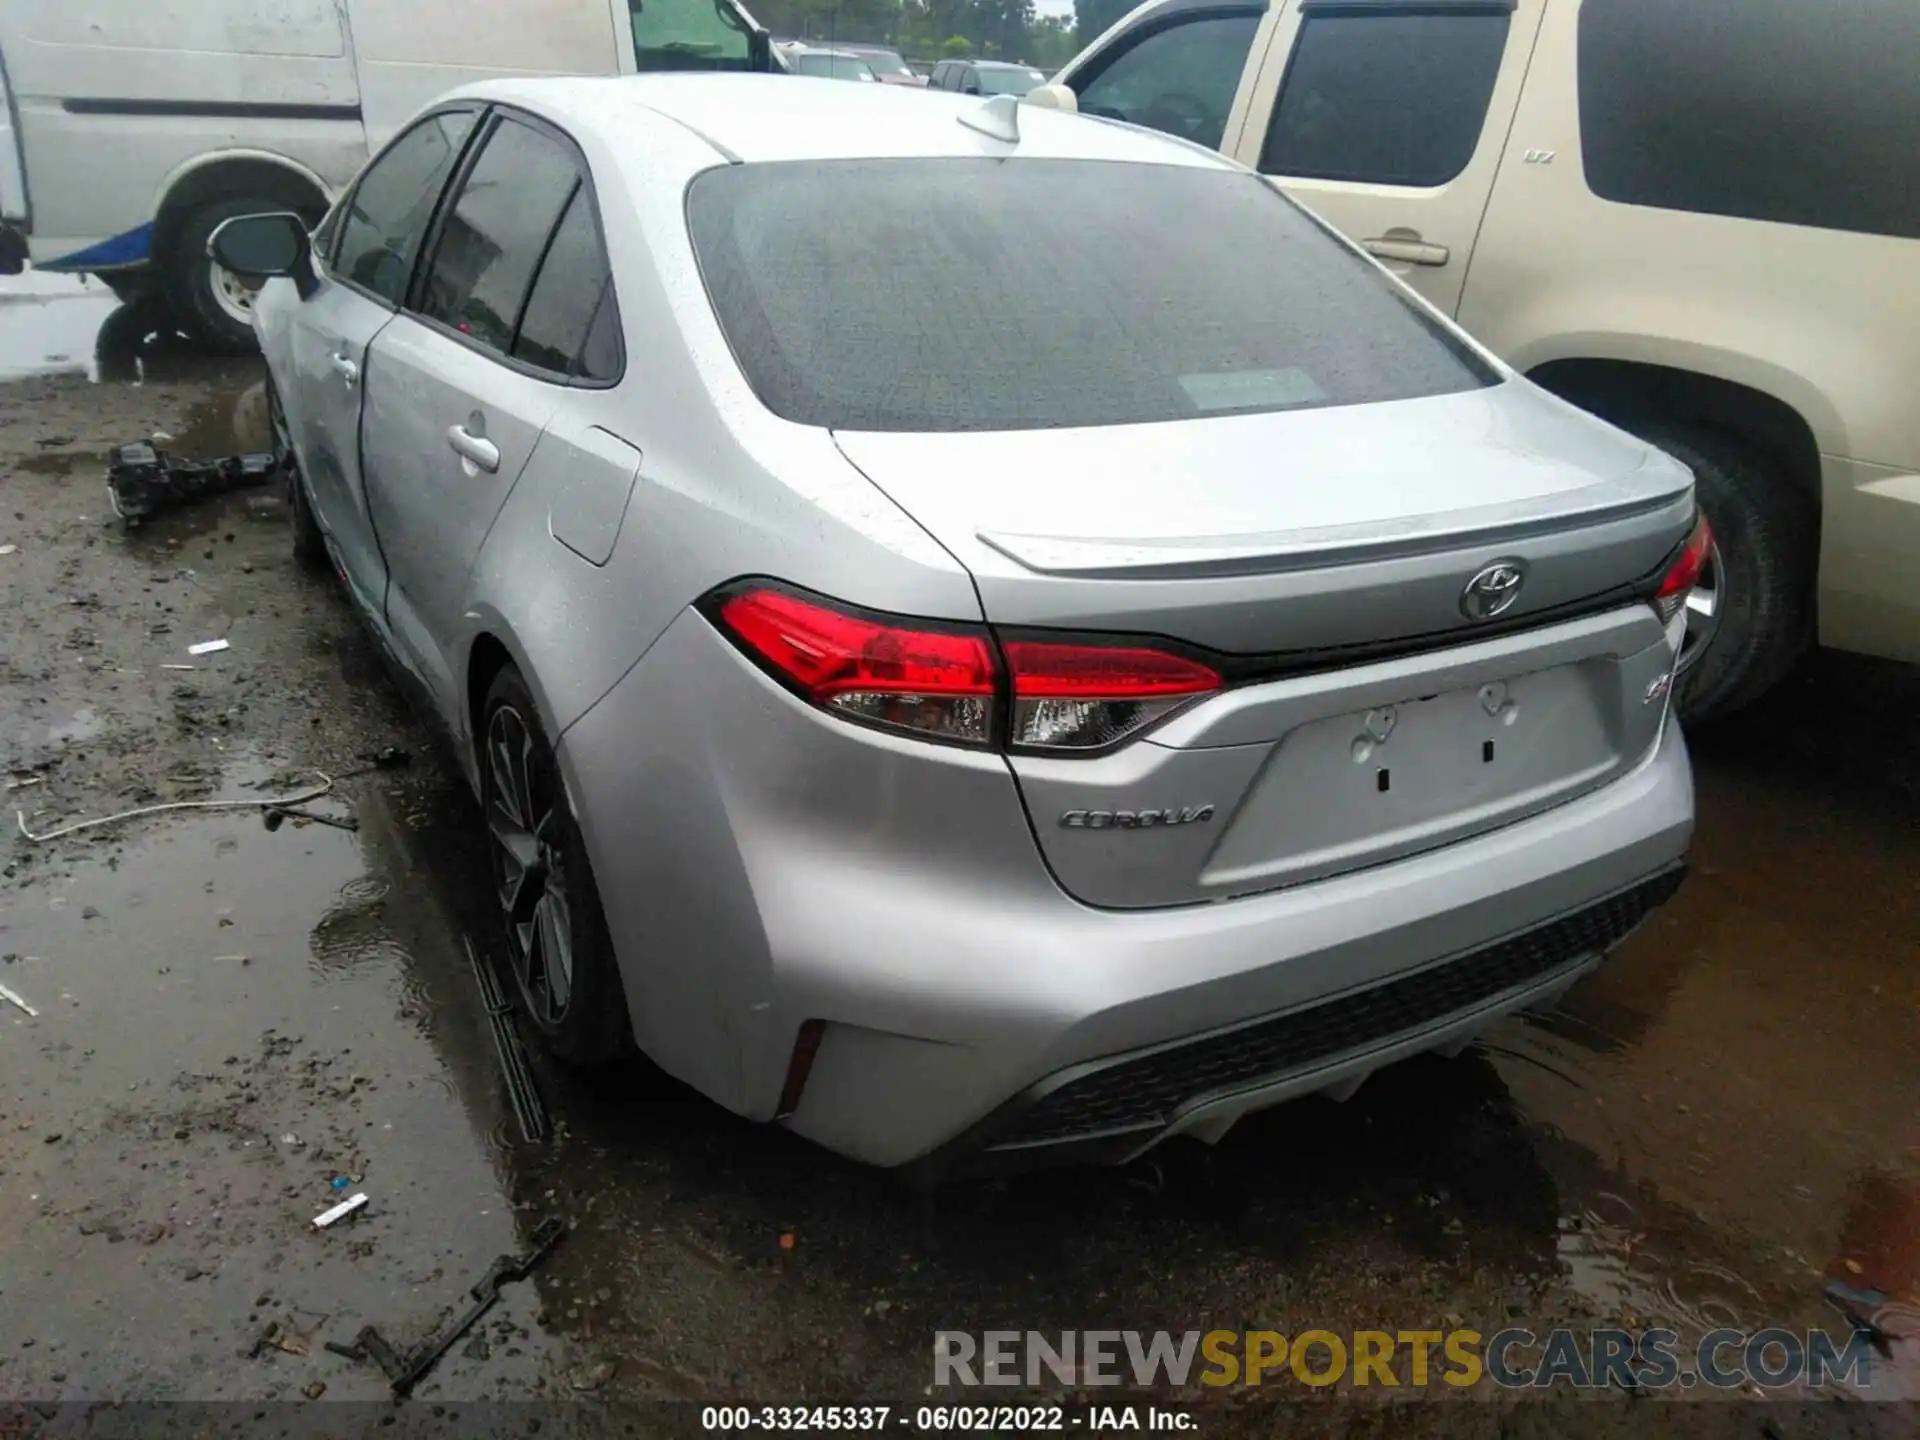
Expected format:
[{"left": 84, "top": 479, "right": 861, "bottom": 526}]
[
  {"left": 1060, "top": 806, "right": 1215, "bottom": 830},
  {"left": 1460, "top": 560, "right": 1528, "bottom": 621}
]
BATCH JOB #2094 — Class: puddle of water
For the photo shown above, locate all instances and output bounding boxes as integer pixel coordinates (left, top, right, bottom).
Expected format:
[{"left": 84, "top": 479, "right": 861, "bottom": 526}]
[
  {"left": 0, "top": 289, "right": 119, "bottom": 383},
  {"left": 0, "top": 759, "right": 566, "bottom": 1399},
  {"left": 0, "top": 272, "right": 237, "bottom": 388}
]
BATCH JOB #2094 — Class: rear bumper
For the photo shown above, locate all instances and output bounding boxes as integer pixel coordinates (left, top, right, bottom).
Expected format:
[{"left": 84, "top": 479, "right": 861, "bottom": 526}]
[
  {"left": 562, "top": 610, "right": 1694, "bottom": 1170},
  {"left": 925, "top": 862, "right": 1683, "bottom": 1177}
]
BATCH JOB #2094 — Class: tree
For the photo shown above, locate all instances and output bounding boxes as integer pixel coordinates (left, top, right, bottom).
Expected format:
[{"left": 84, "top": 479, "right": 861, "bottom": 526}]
[
  {"left": 941, "top": 33, "right": 973, "bottom": 57},
  {"left": 1074, "top": 0, "right": 1135, "bottom": 47}
]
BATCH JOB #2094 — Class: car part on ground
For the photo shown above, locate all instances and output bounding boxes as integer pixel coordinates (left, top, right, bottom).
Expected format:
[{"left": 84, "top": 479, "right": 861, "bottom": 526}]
[
  {"left": 253, "top": 75, "right": 1695, "bottom": 1171},
  {"left": 325, "top": 1216, "right": 565, "bottom": 1397},
  {"left": 104, "top": 440, "right": 277, "bottom": 525}
]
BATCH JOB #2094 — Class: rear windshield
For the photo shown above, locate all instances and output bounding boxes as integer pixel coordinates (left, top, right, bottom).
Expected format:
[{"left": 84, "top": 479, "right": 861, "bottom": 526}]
[{"left": 686, "top": 158, "right": 1495, "bottom": 433}]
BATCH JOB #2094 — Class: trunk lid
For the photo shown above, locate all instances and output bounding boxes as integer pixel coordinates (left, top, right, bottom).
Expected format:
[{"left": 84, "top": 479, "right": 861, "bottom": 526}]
[{"left": 833, "top": 381, "right": 1696, "bottom": 909}]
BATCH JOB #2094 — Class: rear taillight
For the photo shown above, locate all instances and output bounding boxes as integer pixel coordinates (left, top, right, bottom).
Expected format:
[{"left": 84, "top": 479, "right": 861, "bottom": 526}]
[
  {"left": 1652, "top": 514, "right": 1713, "bottom": 624},
  {"left": 717, "top": 588, "right": 996, "bottom": 745},
  {"left": 1003, "top": 640, "right": 1220, "bottom": 751},
  {"left": 710, "top": 584, "right": 1220, "bottom": 753}
]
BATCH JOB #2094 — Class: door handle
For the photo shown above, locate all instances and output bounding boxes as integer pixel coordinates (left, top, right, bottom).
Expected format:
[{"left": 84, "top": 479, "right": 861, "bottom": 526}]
[
  {"left": 1362, "top": 235, "right": 1451, "bottom": 267},
  {"left": 328, "top": 352, "right": 359, "bottom": 385},
  {"left": 447, "top": 424, "right": 501, "bottom": 474}
]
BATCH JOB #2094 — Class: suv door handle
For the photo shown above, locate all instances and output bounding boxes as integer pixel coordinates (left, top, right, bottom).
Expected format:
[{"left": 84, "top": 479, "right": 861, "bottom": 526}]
[
  {"left": 328, "top": 352, "right": 359, "bottom": 385},
  {"left": 447, "top": 424, "right": 500, "bottom": 474},
  {"left": 1362, "top": 235, "right": 1451, "bottom": 267}
]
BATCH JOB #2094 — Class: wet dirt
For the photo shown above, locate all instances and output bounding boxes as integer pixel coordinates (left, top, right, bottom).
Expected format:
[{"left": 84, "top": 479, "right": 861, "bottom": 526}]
[{"left": 0, "top": 300, "right": 1915, "bottom": 1428}]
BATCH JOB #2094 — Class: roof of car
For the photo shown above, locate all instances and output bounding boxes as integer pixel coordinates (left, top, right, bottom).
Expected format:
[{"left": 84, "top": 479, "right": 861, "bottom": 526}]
[
  {"left": 446, "top": 74, "right": 1238, "bottom": 172},
  {"left": 968, "top": 59, "right": 1039, "bottom": 70}
]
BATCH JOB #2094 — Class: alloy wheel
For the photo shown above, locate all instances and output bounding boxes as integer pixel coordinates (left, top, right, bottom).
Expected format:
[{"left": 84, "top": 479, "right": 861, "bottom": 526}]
[
  {"left": 484, "top": 704, "right": 575, "bottom": 1025},
  {"left": 1676, "top": 535, "right": 1725, "bottom": 675}
]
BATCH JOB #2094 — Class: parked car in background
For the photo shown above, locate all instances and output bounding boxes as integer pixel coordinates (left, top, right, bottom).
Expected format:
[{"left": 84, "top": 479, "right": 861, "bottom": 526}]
[
  {"left": 1039, "top": 0, "right": 1920, "bottom": 722},
  {"left": 221, "top": 73, "right": 1696, "bottom": 1171},
  {"left": 786, "top": 48, "right": 880, "bottom": 82},
  {"left": 0, "top": 0, "right": 775, "bottom": 351},
  {"left": 839, "top": 45, "right": 925, "bottom": 85},
  {"left": 927, "top": 59, "right": 1047, "bottom": 96}
]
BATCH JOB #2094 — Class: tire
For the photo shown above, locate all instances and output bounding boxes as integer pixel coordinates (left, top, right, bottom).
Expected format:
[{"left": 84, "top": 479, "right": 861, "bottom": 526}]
[
  {"left": 1634, "top": 423, "right": 1816, "bottom": 724},
  {"left": 479, "top": 665, "right": 634, "bottom": 1067},
  {"left": 165, "top": 194, "right": 312, "bottom": 354},
  {"left": 268, "top": 377, "right": 327, "bottom": 570}
]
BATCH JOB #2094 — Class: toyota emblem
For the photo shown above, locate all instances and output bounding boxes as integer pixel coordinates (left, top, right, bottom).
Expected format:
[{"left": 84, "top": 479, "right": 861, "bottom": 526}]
[{"left": 1461, "top": 560, "right": 1528, "bottom": 621}]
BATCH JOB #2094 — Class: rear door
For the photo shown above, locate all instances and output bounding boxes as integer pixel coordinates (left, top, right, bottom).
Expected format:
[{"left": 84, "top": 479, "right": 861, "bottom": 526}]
[
  {"left": 284, "top": 105, "right": 480, "bottom": 617},
  {"left": 1231, "top": 0, "right": 1544, "bottom": 315},
  {"left": 357, "top": 109, "right": 592, "bottom": 712}
]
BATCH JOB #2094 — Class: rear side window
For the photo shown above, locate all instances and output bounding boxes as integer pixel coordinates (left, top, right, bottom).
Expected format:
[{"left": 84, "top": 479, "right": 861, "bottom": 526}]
[
  {"left": 513, "top": 187, "right": 622, "bottom": 382},
  {"left": 332, "top": 109, "right": 477, "bottom": 304},
  {"left": 1073, "top": 12, "right": 1262, "bottom": 152},
  {"left": 1578, "top": 0, "right": 1920, "bottom": 241},
  {"left": 1259, "top": 6, "right": 1511, "bottom": 187},
  {"left": 418, "top": 117, "right": 578, "bottom": 355},
  {"left": 687, "top": 158, "right": 1494, "bottom": 433}
]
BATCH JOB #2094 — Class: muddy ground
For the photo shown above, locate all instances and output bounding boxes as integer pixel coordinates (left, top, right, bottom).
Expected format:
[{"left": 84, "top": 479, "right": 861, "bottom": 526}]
[{"left": 0, "top": 283, "right": 1915, "bottom": 1434}]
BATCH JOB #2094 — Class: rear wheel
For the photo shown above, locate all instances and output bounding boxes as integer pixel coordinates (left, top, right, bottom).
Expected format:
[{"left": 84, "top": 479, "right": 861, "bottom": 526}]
[
  {"left": 480, "top": 665, "right": 633, "bottom": 1066},
  {"left": 1634, "top": 423, "right": 1816, "bottom": 723}
]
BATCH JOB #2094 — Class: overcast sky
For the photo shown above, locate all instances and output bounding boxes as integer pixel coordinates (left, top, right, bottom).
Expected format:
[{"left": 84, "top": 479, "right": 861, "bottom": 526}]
[{"left": 1035, "top": 0, "right": 1075, "bottom": 17}]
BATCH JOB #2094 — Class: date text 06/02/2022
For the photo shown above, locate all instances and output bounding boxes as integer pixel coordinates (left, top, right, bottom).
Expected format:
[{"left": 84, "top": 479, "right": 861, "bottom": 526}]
[{"left": 700, "top": 1406, "right": 1197, "bottom": 1431}]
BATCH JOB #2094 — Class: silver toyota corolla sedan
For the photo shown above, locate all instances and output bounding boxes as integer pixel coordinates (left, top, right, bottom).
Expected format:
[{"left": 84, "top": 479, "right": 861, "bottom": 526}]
[{"left": 211, "top": 75, "right": 1701, "bottom": 1175}]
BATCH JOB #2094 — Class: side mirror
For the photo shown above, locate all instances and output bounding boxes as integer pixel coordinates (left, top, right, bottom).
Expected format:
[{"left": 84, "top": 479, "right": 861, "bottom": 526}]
[
  {"left": 1023, "top": 83, "right": 1078, "bottom": 113},
  {"left": 208, "top": 212, "right": 316, "bottom": 299}
]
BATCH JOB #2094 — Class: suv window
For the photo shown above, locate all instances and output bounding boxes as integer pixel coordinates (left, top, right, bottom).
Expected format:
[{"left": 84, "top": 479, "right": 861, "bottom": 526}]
[
  {"left": 1073, "top": 11, "right": 1262, "bottom": 151},
  {"left": 418, "top": 117, "right": 579, "bottom": 356},
  {"left": 1259, "top": 7, "right": 1510, "bottom": 187},
  {"left": 687, "top": 158, "right": 1494, "bottom": 433},
  {"left": 331, "top": 109, "right": 477, "bottom": 305},
  {"left": 628, "top": 0, "right": 753, "bottom": 71},
  {"left": 513, "top": 186, "right": 622, "bottom": 381},
  {"left": 1579, "top": 0, "right": 1920, "bottom": 242}
]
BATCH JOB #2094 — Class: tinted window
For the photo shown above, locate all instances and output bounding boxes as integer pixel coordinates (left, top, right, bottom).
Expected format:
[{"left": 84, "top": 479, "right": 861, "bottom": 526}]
[
  {"left": 977, "top": 67, "right": 1043, "bottom": 97},
  {"left": 513, "top": 187, "right": 620, "bottom": 380},
  {"left": 419, "top": 118, "right": 578, "bottom": 355},
  {"left": 1579, "top": 0, "right": 1920, "bottom": 241},
  {"left": 1260, "top": 11, "right": 1510, "bottom": 186},
  {"left": 332, "top": 110, "right": 476, "bottom": 304},
  {"left": 1073, "top": 12, "right": 1261, "bottom": 151},
  {"left": 794, "top": 53, "right": 875, "bottom": 81},
  {"left": 628, "top": 0, "right": 753, "bottom": 71},
  {"left": 687, "top": 159, "right": 1493, "bottom": 433}
]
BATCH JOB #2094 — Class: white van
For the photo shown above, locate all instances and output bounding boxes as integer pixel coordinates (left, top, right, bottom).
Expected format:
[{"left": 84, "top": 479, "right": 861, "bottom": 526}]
[{"left": 0, "top": 0, "right": 772, "bottom": 350}]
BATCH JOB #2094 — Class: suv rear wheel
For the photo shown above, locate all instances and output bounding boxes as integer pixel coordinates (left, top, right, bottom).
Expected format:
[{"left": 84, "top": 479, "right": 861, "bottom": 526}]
[{"left": 1635, "top": 424, "right": 1816, "bottom": 724}]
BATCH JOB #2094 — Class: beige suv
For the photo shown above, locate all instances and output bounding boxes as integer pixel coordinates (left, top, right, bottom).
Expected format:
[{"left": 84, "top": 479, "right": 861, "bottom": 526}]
[{"left": 1045, "top": 0, "right": 1919, "bottom": 720}]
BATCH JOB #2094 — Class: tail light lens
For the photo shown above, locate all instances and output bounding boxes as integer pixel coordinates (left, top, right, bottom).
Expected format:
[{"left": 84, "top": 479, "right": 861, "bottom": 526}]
[
  {"left": 1652, "top": 514, "right": 1713, "bottom": 625},
  {"left": 716, "top": 588, "right": 996, "bottom": 745},
  {"left": 1003, "top": 640, "right": 1220, "bottom": 751},
  {"left": 710, "top": 585, "right": 1220, "bottom": 753}
]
